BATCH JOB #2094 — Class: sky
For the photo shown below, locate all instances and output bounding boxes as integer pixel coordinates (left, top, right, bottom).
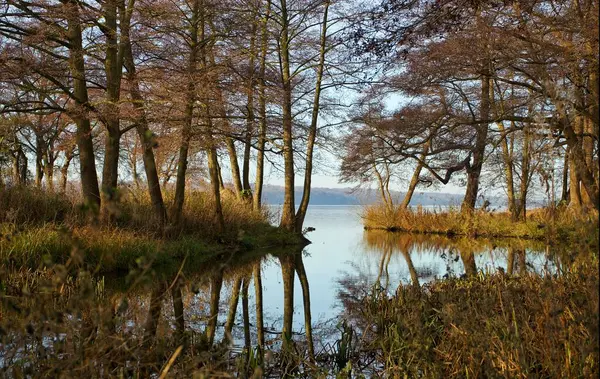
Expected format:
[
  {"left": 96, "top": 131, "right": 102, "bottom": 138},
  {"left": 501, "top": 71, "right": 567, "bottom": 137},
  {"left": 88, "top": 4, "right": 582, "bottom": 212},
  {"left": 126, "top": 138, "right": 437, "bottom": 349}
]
[{"left": 218, "top": 147, "right": 469, "bottom": 195}]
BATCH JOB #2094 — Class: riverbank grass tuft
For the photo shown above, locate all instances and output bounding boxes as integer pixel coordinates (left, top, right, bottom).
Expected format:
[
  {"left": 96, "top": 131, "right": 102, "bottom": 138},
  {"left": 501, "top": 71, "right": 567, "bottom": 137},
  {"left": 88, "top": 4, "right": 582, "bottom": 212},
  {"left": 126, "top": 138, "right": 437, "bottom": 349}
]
[{"left": 362, "top": 203, "right": 599, "bottom": 245}]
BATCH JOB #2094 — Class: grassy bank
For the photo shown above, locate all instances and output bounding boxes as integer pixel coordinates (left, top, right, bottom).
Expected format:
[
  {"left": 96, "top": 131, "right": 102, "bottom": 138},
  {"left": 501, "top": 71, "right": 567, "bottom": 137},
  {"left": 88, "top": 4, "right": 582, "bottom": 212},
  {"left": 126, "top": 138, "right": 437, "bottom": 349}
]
[
  {"left": 342, "top": 255, "right": 599, "bottom": 377},
  {"left": 0, "top": 186, "right": 302, "bottom": 274},
  {"left": 362, "top": 203, "right": 599, "bottom": 245}
]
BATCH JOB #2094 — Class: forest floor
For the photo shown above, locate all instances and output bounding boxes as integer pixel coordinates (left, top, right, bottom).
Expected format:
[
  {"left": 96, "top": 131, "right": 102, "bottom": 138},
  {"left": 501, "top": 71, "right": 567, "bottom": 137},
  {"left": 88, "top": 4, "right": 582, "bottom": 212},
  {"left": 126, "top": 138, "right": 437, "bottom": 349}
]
[
  {"left": 362, "top": 203, "right": 599, "bottom": 246},
  {"left": 0, "top": 186, "right": 303, "bottom": 275}
]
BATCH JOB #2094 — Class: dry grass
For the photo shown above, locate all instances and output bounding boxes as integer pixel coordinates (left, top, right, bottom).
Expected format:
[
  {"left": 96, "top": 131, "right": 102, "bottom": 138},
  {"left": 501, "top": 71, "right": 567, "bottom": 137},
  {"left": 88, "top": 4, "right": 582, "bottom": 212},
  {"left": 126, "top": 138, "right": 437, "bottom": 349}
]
[
  {"left": 0, "top": 186, "right": 299, "bottom": 273},
  {"left": 362, "top": 203, "right": 599, "bottom": 246},
  {"left": 0, "top": 185, "right": 76, "bottom": 225},
  {"left": 0, "top": 185, "right": 271, "bottom": 237},
  {"left": 342, "top": 254, "right": 599, "bottom": 377}
]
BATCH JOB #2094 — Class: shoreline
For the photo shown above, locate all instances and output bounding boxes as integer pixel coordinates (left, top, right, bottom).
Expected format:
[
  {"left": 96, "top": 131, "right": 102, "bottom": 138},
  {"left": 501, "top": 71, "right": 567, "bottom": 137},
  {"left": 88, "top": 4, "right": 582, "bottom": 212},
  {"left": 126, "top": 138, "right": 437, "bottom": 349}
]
[
  {"left": 361, "top": 205, "right": 599, "bottom": 245},
  {"left": 0, "top": 221, "right": 307, "bottom": 276}
]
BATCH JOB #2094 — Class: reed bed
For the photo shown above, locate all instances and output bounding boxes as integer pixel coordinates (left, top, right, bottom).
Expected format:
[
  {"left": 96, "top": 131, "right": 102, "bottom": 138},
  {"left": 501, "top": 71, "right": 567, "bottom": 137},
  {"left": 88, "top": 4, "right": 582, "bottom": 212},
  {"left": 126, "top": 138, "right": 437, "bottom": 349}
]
[
  {"left": 341, "top": 254, "right": 599, "bottom": 377},
  {"left": 362, "top": 203, "right": 599, "bottom": 246}
]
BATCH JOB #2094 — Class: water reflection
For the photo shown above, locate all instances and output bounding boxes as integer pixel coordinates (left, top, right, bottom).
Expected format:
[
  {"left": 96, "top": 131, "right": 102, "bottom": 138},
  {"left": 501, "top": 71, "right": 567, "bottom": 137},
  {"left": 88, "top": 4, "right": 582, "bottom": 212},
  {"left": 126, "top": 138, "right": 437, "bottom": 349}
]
[
  {"left": 361, "top": 230, "right": 564, "bottom": 283},
  {"left": 0, "top": 231, "right": 591, "bottom": 377},
  {"left": 102, "top": 234, "right": 578, "bottom": 355}
]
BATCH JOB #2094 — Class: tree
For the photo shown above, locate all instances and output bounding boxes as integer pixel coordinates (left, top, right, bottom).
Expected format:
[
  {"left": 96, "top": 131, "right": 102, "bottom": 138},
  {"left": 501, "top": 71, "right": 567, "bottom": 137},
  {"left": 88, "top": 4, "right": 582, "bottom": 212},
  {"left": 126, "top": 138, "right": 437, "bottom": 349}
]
[{"left": 348, "top": 0, "right": 598, "bottom": 213}]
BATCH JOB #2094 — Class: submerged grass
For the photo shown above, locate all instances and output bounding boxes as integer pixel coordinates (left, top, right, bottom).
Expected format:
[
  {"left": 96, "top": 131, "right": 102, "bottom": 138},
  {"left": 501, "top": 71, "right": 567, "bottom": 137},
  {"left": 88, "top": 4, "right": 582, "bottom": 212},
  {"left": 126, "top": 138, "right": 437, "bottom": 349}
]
[
  {"left": 362, "top": 203, "right": 599, "bottom": 246},
  {"left": 342, "top": 254, "right": 599, "bottom": 377}
]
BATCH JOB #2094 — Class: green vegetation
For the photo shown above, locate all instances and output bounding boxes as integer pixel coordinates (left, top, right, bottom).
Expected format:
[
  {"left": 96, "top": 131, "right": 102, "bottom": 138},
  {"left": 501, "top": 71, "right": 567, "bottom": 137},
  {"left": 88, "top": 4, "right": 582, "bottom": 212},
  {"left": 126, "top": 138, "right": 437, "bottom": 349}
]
[
  {"left": 342, "top": 254, "right": 599, "bottom": 378},
  {"left": 362, "top": 203, "right": 599, "bottom": 246},
  {"left": 0, "top": 186, "right": 303, "bottom": 275}
]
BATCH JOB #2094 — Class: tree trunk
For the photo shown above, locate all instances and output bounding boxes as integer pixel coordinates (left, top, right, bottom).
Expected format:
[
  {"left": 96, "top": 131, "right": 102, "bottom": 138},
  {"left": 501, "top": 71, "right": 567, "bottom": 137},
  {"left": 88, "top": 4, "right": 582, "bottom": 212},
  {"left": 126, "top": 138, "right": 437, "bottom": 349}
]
[
  {"left": 16, "top": 147, "right": 28, "bottom": 185},
  {"left": 101, "top": 128, "right": 120, "bottom": 215},
  {"left": 582, "top": 40, "right": 599, "bottom": 207},
  {"left": 279, "top": 0, "right": 296, "bottom": 231},
  {"left": 507, "top": 247, "right": 515, "bottom": 276},
  {"left": 217, "top": 158, "right": 225, "bottom": 190},
  {"left": 100, "top": 0, "right": 123, "bottom": 216},
  {"left": 374, "top": 163, "right": 391, "bottom": 209},
  {"left": 201, "top": 9, "right": 225, "bottom": 232},
  {"left": 171, "top": 279, "right": 185, "bottom": 345},
  {"left": 569, "top": 147, "right": 583, "bottom": 210},
  {"left": 64, "top": 0, "right": 100, "bottom": 208},
  {"left": 172, "top": 0, "right": 201, "bottom": 225},
  {"left": 206, "top": 268, "right": 223, "bottom": 346},
  {"left": 462, "top": 75, "right": 490, "bottom": 213},
  {"left": 295, "top": 0, "right": 330, "bottom": 232},
  {"left": 12, "top": 149, "right": 20, "bottom": 185},
  {"left": 400, "top": 249, "right": 420, "bottom": 288},
  {"left": 561, "top": 148, "right": 569, "bottom": 203},
  {"left": 130, "top": 138, "right": 141, "bottom": 189},
  {"left": 253, "top": 261, "right": 264, "bottom": 354},
  {"left": 60, "top": 148, "right": 74, "bottom": 193},
  {"left": 241, "top": 275, "right": 251, "bottom": 351},
  {"left": 206, "top": 144, "right": 225, "bottom": 232},
  {"left": 224, "top": 276, "right": 242, "bottom": 340},
  {"left": 564, "top": 116, "right": 598, "bottom": 210},
  {"left": 206, "top": 41, "right": 244, "bottom": 199},
  {"left": 517, "top": 249, "right": 527, "bottom": 276},
  {"left": 294, "top": 252, "right": 315, "bottom": 363},
  {"left": 144, "top": 282, "right": 165, "bottom": 346},
  {"left": 376, "top": 243, "right": 389, "bottom": 289},
  {"left": 242, "top": 12, "right": 258, "bottom": 202},
  {"left": 121, "top": 0, "right": 167, "bottom": 227},
  {"left": 461, "top": 250, "right": 477, "bottom": 278},
  {"left": 253, "top": 0, "right": 272, "bottom": 210},
  {"left": 279, "top": 254, "right": 295, "bottom": 350},
  {"left": 44, "top": 147, "right": 55, "bottom": 191},
  {"left": 581, "top": 117, "right": 595, "bottom": 209},
  {"left": 400, "top": 140, "right": 430, "bottom": 209},
  {"left": 44, "top": 162, "right": 54, "bottom": 191},
  {"left": 225, "top": 138, "right": 244, "bottom": 198},
  {"left": 497, "top": 121, "right": 517, "bottom": 218},
  {"left": 35, "top": 130, "right": 44, "bottom": 188},
  {"left": 518, "top": 122, "right": 531, "bottom": 220}
]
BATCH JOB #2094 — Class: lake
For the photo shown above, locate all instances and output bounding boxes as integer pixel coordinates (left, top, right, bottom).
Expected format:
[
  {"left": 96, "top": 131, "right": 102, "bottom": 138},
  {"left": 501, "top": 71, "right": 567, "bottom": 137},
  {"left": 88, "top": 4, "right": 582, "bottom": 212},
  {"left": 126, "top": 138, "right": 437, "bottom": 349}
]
[
  {"left": 132, "top": 205, "right": 563, "bottom": 352},
  {"left": 1, "top": 205, "right": 583, "bottom": 375},
  {"left": 214, "top": 206, "right": 560, "bottom": 340}
]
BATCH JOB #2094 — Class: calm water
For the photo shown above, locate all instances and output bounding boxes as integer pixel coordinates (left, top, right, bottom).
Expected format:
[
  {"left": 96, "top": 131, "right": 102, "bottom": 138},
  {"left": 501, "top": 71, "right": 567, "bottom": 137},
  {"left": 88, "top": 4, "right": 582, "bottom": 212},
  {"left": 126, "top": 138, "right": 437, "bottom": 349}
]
[
  {"left": 0, "top": 205, "right": 582, "bottom": 373},
  {"left": 237, "top": 205, "right": 554, "bottom": 322},
  {"left": 167, "top": 205, "right": 560, "bottom": 346}
]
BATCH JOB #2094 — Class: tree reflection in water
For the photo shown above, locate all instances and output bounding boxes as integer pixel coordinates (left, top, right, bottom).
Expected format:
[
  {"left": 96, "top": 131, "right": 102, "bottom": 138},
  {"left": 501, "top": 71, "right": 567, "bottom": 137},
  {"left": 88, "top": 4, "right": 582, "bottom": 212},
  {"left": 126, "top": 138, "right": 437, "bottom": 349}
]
[{"left": 0, "top": 233, "right": 593, "bottom": 377}]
